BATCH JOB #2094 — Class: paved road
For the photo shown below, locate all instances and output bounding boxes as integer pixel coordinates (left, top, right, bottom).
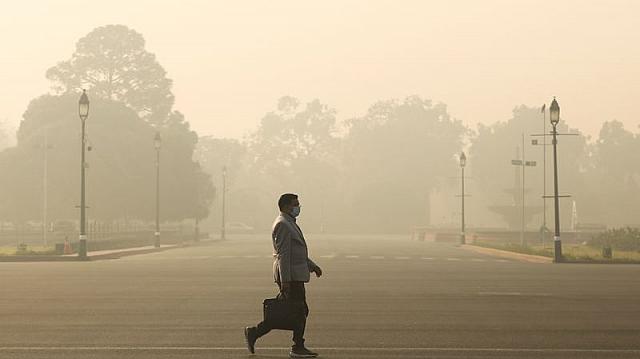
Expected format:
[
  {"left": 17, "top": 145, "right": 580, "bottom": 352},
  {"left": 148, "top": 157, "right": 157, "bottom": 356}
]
[{"left": 1, "top": 234, "right": 640, "bottom": 358}]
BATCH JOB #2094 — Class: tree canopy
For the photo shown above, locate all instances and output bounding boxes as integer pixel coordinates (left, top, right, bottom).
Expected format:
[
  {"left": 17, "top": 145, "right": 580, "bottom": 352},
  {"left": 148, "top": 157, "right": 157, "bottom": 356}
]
[
  {"left": 0, "top": 94, "right": 212, "bottom": 222},
  {"left": 46, "top": 25, "right": 174, "bottom": 125},
  {"left": 0, "top": 25, "right": 213, "bottom": 225}
]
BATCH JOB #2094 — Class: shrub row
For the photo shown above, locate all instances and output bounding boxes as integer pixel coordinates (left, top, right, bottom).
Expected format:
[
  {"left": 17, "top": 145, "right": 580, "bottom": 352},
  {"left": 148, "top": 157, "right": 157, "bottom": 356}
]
[{"left": 588, "top": 227, "right": 640, "bottom": 251}]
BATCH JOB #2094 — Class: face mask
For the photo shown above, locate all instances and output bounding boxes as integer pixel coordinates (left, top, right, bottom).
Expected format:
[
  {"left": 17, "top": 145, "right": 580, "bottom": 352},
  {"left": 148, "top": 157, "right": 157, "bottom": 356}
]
[{"left": 291, "top": 206, "right": 301, "bottom": 217}]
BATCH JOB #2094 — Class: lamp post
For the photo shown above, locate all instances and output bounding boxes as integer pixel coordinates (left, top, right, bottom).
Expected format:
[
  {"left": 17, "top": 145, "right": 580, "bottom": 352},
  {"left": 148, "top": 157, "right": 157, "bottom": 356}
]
[
  {"left": 541, "top": 104, "right": 548, "bottom": 247},
  {"left": 221, "top": 166, "right": 227, "bottom": 240},
  {"left": 531, "top": 106, "right": 550, "bottom": 247},
  {"left": 38, "top": 130, "right": 54, "bottom": 247},
  {"left": 511, "top": 139, "right": 537, "bottom": 247},
  {"left": 550, "top": 97, "right": 563, "bottom": 262},
  {"left": 459, "top": 152, "right": 466, "bottom": 245},
  {"left": 154, "top": 131, "right": 161, "bottom": 248},
  {"left": 78, "top": 90, "right": 89, "bottom": 259}
]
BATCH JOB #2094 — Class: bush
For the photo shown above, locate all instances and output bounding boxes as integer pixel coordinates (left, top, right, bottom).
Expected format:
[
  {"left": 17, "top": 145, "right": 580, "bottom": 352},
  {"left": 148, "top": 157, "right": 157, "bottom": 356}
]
[{"left": 588, "top": 227, "right": 640, "bottom": 251}]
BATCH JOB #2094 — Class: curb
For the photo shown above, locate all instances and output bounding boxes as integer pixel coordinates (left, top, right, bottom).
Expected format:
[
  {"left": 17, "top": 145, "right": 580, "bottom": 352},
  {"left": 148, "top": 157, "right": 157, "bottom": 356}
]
[
  {"left": 87, "top": 245, "right": 180, "bottom": 260},
  {"left": 0, "top": 255, "right": 79, "bottom": 262},
  {"left": 461, "top": 244, "right": 553, "bottom": 264},
  {"left": 0, "top": 239, "right": 222, "bottom": 262}
]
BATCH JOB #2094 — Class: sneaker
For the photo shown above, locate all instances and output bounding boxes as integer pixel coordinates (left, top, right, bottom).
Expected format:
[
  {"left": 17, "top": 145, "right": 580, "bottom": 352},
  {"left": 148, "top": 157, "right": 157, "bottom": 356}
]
[
  {"left": 244, "top": 327, "right": 257, "bottom": 354},
  {"left": 289, "top": 346, "right": 318, "bottom": 358}
]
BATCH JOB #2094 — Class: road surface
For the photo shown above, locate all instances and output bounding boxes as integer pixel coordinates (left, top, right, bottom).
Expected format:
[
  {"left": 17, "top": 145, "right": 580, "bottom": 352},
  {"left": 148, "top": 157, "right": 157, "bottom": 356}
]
[{"left": 1, "top": 234, "right": 639, "bottom": 358}]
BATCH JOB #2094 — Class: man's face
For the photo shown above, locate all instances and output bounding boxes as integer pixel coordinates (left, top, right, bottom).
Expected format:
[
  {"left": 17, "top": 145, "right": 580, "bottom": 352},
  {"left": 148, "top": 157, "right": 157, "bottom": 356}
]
[{"left": 286, "top": 198, "right": 300, "bottom": 214}]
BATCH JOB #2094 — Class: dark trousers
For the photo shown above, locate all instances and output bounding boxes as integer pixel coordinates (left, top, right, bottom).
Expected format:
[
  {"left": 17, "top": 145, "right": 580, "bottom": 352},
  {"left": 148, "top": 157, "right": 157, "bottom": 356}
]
[{"left": 256, "top": 281, "right": 309, "bottom": 347}]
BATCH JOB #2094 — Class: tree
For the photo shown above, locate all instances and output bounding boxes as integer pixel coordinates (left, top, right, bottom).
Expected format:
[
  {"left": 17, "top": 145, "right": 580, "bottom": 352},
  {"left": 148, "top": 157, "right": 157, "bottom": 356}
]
[
  {"left": 158, "top": 110, "right": 215, "bottom": 221},
  {"left": 343, "top": 96, "right": 467, "bottom": 232},
  {"left": 0, "top": 119, "right": 11, "bottom": 151},
  {"left": 196, "top": 137, "right": 251, "bottom": 229},
  {"left": 245, "top": 96, "right": 342, "bottom": 231},
  {"left": 46, "top": 25, "right": 174, "bottom": 125},
  {"left": 469, "top": 105, "right": 589, "bottom": 229},
  {"left": 0, "top": 93, "right": 213, "bottom": 223},
  {"left": 0, "top": 24, "right": 218, "bottom": 225},
  {"left": 583, "top": 121, "right": 640, "bottom": 226}
]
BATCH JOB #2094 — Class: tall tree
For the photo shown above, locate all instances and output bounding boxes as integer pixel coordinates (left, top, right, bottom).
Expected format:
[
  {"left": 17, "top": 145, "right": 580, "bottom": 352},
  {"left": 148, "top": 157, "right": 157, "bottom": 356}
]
[
  {"left": 584, "top": 121, "right": 640, "bottom": 226},
  {"left": 469, "top": 105, "right": 589, "bottom": 229},
  {"left": 46, "top": 25, "right": 174, "bottom": 125},
  {"left": 343, "top": 96, "right": 467, "bottom": 232},
  {"left": 0, "top": 93, "right": 214, "bottom": 224},
  {"left": 243, "top": 96, "right": 342, "bottom": 231},
  {"left": 0, "top": 119, "right": 10, "bottom": 151}
]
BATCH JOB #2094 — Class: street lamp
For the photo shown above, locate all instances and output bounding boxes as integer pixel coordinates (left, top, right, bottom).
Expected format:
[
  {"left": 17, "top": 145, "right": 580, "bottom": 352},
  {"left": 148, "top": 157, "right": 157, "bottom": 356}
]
[
  {"left": 78, "top": 90, "right": 89, "bottom": 259},
  {"left": 549, "top": 97, "right": 563, "bottom": 262},
  {"left": 154, "top": 131, "right": 161, "bottom": 248},
  {"left": 221, "top": 165, "right": 227, "bottom": 240},
  {"left": 459, "top": 151, "right": 466, "bottom": 245}
]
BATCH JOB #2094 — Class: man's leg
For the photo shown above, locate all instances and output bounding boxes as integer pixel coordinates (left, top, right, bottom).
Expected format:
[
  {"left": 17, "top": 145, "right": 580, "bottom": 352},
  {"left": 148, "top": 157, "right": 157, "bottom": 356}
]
[
  {"left": 245, "top": 283, "right": 281, "bottom": 354},
  {"left": 288, "top": 282, "right": 318, "bottom": 357},
  {"left": 288, "top": 282, "right": 308, "bottom": 347},
  {"left": 255, "top": 319, "right": 272, "bottom": 338},
  {"left": 246, "top": 319, "right": 271, "bottom": 354}
]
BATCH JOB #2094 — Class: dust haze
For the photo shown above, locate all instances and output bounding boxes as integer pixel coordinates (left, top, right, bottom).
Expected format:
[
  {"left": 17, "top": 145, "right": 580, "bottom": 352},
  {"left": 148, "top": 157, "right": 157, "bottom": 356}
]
[{"left": 0, "top": 1, "right": 639, "bottom": 248}]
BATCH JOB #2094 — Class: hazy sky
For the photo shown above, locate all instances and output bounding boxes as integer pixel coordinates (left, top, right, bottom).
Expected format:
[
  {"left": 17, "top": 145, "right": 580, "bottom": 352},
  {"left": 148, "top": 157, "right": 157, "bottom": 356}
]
[{"left": 1, "top": 0, "right": 639, "bottom": 140}]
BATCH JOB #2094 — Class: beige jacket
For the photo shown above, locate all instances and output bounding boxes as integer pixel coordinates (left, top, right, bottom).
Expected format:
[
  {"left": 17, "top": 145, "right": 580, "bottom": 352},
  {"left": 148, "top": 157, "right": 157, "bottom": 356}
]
[{"left": 272, "top": 212, "right": 319, "bottom": 283}]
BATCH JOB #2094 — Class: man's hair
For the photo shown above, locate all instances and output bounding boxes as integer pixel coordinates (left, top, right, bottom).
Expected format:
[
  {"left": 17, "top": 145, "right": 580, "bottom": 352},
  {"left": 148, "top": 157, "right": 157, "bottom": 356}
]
[{"left": 278, "top": 193, "right": 298, "bottom": 211}]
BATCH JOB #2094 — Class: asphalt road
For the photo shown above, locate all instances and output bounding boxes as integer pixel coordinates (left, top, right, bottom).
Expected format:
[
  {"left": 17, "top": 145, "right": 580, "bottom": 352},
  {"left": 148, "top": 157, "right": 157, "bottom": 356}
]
[{"left": 1, "top": 234, "right": 640, "bottom": 358}]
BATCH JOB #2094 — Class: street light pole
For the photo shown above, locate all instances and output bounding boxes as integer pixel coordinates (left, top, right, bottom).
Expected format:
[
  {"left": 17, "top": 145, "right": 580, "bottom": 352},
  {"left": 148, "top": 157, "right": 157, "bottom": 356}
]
[
  {"left": 42, "top": 130, "right": 51, "bottom": 247},
  {"left": 511, "top": 147, "right": 536, "bottom": 247},
  {"left": 221, "top": 166, "right": 227, "bottom": 240},
  {"left": 521, "top": 134, "right": 526, "bottom": 246},
  {"left": 550, "top": 97, "right": 563, "bottom": 262},
  {"left": 78, "top": 90, "right": 89, "bottom": 259},
  {"left": 459, "top": 152, "right": 466, "bottom": 245},
  {"left": 542, "top": 104, "right": 547, "bottom": 248},
  {"left": 154, "top": 132, "right": 161, "bottom": 248}
]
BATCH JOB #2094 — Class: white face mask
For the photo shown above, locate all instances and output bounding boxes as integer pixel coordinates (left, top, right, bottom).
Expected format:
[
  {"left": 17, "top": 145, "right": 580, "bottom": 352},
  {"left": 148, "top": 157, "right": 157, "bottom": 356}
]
[{"left": 291, "top": 206, "right": 301, "bottom": 217}]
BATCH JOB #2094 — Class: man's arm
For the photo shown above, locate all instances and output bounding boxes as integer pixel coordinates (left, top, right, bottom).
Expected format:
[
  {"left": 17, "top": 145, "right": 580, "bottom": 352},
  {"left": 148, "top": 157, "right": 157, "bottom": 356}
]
[
  {"left": 308, "top": 258, "right": 322, "bottom": 277},
  {"left": 274, "top": 223, "right": 293, "bottom": 283}
]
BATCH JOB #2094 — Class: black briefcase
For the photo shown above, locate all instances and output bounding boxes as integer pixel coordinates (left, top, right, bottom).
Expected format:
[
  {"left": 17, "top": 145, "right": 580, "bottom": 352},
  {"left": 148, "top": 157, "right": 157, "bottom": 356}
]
[{"left": 263, "top": 295, "right": 304, "bottom": 330}]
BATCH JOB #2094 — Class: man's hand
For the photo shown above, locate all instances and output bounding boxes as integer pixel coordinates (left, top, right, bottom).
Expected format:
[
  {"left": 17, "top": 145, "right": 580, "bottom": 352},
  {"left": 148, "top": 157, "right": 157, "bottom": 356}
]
[{"left": 313, "top": 266, "right": 323, "bottom": 278}]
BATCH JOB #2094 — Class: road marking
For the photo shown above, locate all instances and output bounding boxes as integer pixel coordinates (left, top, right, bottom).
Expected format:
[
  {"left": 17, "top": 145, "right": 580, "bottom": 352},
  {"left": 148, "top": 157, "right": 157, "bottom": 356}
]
[
  {"left": 471, "top": 258, "right": 486, "bottom": 262},
  {"left": 494, "top": 259, "right": 510, "bottom": 262},
  {"left": 370, "top": 256, "right": 385, "bottom": 259},
  {"left": 1, "top": 347, "right": 637, "bottom": 354},
  {"left": 421, "top": 257, "right": 433, "bottom": 260},
  {"left": 217, "top": 255, "right": 236, "bottom": 259},
  {"left": 243, "top": 255, "right": 259, "bottom": 258},
  {"left": 319, "top": 254, "right": 336, "bottom": 259},
  {"left": 478, "top": 292, "right": 552, "bottom": 297},
  {"left": 446, "top": 258, "right": 461, "bottom": 261},
  {"left": 345, "top": 255, "right": 360, "bottom": 259},
  {"left": 395, "top": 256, "right": 410, "bottom": 260}
]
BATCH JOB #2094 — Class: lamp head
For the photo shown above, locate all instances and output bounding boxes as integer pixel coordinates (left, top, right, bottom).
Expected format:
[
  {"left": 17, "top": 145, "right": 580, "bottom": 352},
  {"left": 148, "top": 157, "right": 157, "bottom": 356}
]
[
  {"left": 549, "top": 97, "right": 560, "bottom": 126},
  {"left": 459, "top": 151, "right": 467, "bottom": 168},
  {"left": 154, "top": 131, "right": 161, "bottom": 150},
  {"left": 78, "top": 89, "right": 89, "bottom": 121}
]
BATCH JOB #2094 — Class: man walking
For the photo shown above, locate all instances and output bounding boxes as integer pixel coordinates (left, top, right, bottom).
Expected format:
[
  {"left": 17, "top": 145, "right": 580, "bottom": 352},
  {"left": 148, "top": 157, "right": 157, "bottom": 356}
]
[{"left": 245, "top": 193, "right": 323, "bottom": 358}]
